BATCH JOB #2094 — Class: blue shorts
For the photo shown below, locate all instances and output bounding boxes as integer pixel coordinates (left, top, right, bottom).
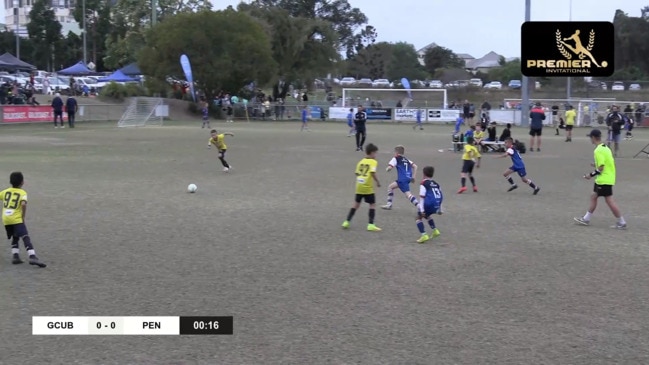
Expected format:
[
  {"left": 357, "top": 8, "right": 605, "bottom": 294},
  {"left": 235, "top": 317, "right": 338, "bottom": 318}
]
[
  {"left": 5, "top": 223, "right": 28, "bottom": 239},
  {"left": 347, "top": 121, "right": 353, "bottom": 127},
  {"left": 509, "top": 166, "right": 527, "bottom": 177},
  {"left": 419, "top": 206, "right": 439, "bottom": 218},
  {"left": 396, "top": 180, "right": 411, "bottom": 193}
]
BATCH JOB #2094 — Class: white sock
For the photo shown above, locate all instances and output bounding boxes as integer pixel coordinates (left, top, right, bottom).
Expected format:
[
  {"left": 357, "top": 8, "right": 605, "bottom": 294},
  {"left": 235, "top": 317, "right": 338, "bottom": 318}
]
[
  {"left": 27, "top": 249, "right": 36, "bottom": 256},
  {"left": 618, "top": 216, "right": 626, "bottom": 225},
  {"left": 11, "top": 248, "right": 19, "bottom": 254},
  {"left": 583, "top": 211, "right": 592, "bottom": 221}
]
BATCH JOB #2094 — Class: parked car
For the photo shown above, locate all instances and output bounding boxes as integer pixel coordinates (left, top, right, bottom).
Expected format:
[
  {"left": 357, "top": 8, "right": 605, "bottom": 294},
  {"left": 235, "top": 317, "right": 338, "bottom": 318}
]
[
  {"left": 340, "top": 77, "right": 356, "bottom": 86},
  {"left": 629, "top": 83, "right": 641, "bottom": 91},
  {"left": 469, "top": 78, "right": 483, "bottom": 87},
  {"left": 508, "top": 80, "right": 522, "bottom": 89},
  {"left": 357, "top": 78, "right": 373, "bottom": 87},
  {"left": 445, "top": 81, "right": 460, "bottom": 88},
  {"left": 484, "top": 81, "right": 502, "bottom": 89},
  {"left": 457, "top": 80, "right": 470, "bottom": 88},
  {"left": 611, "top": 81, "right": 624, "bottom": 91},
  {"left": 372, "top": 79, "right": 390, "bottom": 88},
  {"left": 45, "top": 77, "right": 71, "bottom": 94},
  {"left": 429, "top": 80, "right": 443, "bottom": 88}
]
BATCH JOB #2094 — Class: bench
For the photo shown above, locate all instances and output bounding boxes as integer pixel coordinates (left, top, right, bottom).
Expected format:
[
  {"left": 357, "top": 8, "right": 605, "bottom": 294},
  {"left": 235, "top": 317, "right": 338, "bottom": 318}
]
[{"left": 451, "top": 141, "right": 505, "bottom": 152}]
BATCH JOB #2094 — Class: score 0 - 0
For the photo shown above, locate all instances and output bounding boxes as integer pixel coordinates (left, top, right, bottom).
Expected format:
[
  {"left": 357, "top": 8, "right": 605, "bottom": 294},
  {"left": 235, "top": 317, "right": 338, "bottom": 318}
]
[{"left": 88, "top": 317, "right": 124, "bottom": 335}]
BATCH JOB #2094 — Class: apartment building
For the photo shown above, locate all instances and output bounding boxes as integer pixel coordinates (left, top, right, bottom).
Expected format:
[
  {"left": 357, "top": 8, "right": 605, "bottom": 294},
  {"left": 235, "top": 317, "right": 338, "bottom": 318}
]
[{"left": 3, "top": 0, "right": 80, "bottom": 37}]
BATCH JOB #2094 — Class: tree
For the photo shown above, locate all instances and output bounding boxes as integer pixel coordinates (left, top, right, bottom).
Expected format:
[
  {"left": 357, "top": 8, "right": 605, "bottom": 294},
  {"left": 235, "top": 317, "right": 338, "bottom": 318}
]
[
  {"left": 613, "top": 9, "right": 649, "bottom": 76},
  {"left": 72, "top": 0, "right": 113, "bottom": 70},
  {"left": 422, "top": 46, "right": 464, "bottom": 76},
  {"left": 105, "top": 0, "right": 212, "bottom": 69},
  {"left": 57, "top": 32, "right": 83, "bottom": 70},
  {"left": 346, "top": 42, "right": 393, "bottom": 79},
  {"left": 248, "top": 0, "right": 376, "bottom": 57},
  {"left": 386, "top": 42, "right": 428, "bottom": 81},
  {"left": 0, "top": 29, "right": 34, "bottom": 59},
  {"left": 487, "top": 59, "right": 522, "bottom": 83},
  {"left": 238, "top": 4, "right": 338, "bottom": 85},
  {"left": 139, "top": 10, "right": 276, "bottom": 97},
  {"left": 27, "top": 0, "right": 62, "bottom": 70}
]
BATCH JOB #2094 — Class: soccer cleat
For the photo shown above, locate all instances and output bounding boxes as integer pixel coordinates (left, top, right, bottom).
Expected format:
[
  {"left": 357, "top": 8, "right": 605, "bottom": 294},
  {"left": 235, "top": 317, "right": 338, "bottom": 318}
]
[
  {"left": 416, "top": 234, "right": 430, "bottom": 243},
  {"left": 473, "top": 186, "right": 478, "bottom": 192},
  {"left": 341, "top": 220, "right": 350, "bottom": 229},
  {"left": 573, "top": 217, "right": 590, "bottom": 226},
  {"left": 28, "top": 256, "right": 46, "bottom": 268},
  {"left": 611, "top": 223, "right": 627, "bottom": 230},
  {"left": 381, "top": 204, "right": 392, "bottom": 210},
  {"left": 457, "top": 187, "right": 467, "bottom": 194},
  {"left": 367, "top": 224, "right": 382, "bottom": 231},
  {"left": 533, "top": 187, "right": 540, "bottom": 195},
  {"left": 536, "top": 148, "right": 540, "bottom": 152},
  {"left": 431, "top": 228, "right": 441, "bottom": 238},
  {"left": 507, "top": 185, "right": 518, "bottom": 192},
  {"left": 12, "top": 254, "right": 23, "bottom": 264},
  {"left": 223, "top": 167, "right": 229, "bottom": 172}
]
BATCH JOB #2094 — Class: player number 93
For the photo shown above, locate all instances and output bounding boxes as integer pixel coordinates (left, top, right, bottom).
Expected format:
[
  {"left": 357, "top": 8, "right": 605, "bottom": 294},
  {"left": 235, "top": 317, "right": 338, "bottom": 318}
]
[{"left": 194, "top": 321, "right": 219, "bottom": 330}]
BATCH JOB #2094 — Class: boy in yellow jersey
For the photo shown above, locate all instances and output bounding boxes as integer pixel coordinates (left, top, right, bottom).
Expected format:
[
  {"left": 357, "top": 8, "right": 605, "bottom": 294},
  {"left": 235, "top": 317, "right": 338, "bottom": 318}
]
[
  {"left": 458, "top": 136, "right": 481, "bottom": 194},
  {"left": 574, "top": 129, "right": 627, "bottom": 229},
  {"left": 473, "top": 123, "right": 486, "bottom": 152},
  {"left": 208, "top": 129, "right": 234, "bottom": 172},
  {"left": 342, "top": 143, "right": 382, "bottom": 231},
  {"left": 1, "top": 172, "right": 46, "bottom": 267},
  {"left": 564, "top": 105, "right": 576, "bottom": 142}
]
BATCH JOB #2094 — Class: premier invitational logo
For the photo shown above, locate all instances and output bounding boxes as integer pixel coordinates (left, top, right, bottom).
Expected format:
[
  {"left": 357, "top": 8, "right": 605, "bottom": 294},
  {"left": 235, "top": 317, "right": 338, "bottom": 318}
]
[{"left": 521, "top": 22, "right": 614, "bottom": 77}]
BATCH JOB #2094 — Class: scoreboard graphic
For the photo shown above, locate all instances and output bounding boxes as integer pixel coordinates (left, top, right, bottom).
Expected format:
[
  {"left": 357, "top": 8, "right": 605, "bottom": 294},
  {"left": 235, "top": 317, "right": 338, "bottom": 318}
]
[{"left": 32, "top": 316, "right": 233, "bottom": 335}]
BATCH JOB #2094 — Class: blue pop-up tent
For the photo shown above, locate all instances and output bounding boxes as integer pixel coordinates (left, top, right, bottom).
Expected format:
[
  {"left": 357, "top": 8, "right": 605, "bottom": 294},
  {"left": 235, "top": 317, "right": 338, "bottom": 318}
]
[
  {"left": 58, "top": 61, "right": 93, "bottom": 75},
  {"left": 118, "top": 63, "right": 141, "bottom": 76},
  {"left": 98, "top": 70, "right": 138, "bottom": 83}
]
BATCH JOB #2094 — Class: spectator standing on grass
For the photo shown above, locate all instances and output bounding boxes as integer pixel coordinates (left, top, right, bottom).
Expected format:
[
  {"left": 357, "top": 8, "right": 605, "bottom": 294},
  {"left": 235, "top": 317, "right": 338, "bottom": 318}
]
[
  {"left": 462, "top": 100, "right": 471, "bottom": 125},
  {"left": 65, "top": 96, "right": 77, "bottom": 128},
  {"left": 481, "top": 100, "right": 491, "bottom": 117},
  {"left": 564, "top": 105, "right": 576, "bottom": 142},
  {"left": 354, "top": 106, "right": 368, "bottom": 151},
  {"left": 51, "top": 93, "right": 64, "bottom": 128},
  {"left": 43, "top": 77, "right": 50, "bottom": 95},
  {"left": 551, "top": 104, "right": 560, "bottom": 135},
  {"left": 528, "top": 102, "right": 545, "bottom": 152}
]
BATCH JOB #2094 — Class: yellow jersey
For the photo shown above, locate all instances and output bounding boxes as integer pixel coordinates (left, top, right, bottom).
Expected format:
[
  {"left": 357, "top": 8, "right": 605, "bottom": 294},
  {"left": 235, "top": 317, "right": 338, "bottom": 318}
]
[
  {"left": 1, "top": 187, "right": 27, "bottom": 225},
  {"left": 462, "top": 144, "right": 480, "bottom": 160},
  {"left": 565, "top": 109, "right": 576, "bottom": 125},
  {"left": 355, "top": 157, "right": 378, "bottom": 195},
  {"left": 209, "top": 134, "right": 227, "bottom": 150},
  {"left": 473, "top": 130, "right": 485, "bottom": 140}
]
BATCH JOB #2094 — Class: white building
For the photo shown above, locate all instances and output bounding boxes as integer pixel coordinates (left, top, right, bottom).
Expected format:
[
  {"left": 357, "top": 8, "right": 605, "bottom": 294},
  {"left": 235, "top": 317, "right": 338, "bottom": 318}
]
[{"left": 3, "top": 0, "right": 80, "bottom": 37}]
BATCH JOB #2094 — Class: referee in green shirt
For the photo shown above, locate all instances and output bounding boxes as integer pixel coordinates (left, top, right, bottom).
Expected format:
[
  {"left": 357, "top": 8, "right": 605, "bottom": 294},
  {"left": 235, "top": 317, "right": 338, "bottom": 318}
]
[{"left": 574, "top": 129, "right": 627, "bottom": 229}]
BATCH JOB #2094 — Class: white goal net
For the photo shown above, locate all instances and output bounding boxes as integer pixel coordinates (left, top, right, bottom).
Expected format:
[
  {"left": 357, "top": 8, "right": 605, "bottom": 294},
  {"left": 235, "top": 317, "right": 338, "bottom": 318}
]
[
  {"left": 117, "top": 97, "right": 166, "bottom": 127},
  {"left": 341, "top": 88, "right": 447, "bottom": 109}
]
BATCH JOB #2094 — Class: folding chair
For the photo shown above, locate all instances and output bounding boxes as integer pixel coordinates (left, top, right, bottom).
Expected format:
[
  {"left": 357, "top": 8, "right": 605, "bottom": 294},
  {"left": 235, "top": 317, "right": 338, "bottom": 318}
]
[{"left": 633, "top": 143, "right": 649, "bottom": 158}]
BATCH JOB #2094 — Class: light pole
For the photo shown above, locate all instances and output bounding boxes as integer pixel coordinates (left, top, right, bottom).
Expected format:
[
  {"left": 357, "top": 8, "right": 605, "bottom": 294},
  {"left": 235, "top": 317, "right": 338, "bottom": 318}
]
[
  {"left": 82, "top": 0, "right": 87, "bottom": 64},
  {"left": 13, "top": 0, "right": 19, "bottom": 58},
  {"left": 152, "top": 0, "right": 157, "bottom": 25},
  {"left": 566, "top": 0, "right": 572, "bottom": 101},
  {"left": 521, "top": 0, "right": 531, "bottom": 126}
]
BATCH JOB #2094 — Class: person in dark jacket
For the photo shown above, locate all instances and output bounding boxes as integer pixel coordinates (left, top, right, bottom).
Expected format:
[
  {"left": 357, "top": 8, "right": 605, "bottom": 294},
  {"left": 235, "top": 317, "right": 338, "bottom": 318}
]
[
  {"left": 499, "top": 123, "right": 512, "bottom": 142},
  {"left": 51, "top": 93, "right": 64, "bottom": 128},
  {"left": 529, "top": 102, "right": 546, "bottom": 152},
  {"left": 65, "top": 96, "right": 78, "bottom": 128}
]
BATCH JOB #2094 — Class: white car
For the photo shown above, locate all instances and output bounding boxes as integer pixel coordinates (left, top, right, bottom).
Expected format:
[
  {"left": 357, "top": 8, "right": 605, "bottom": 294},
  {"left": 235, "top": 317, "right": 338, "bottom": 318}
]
[
  {"left": 629, "top": 83, "right": 641, "bottom": 91},
  {"left": 340, "top": 77, "right": 356, "bottom": 86},
  {"left": 372, "top": 79, "right": 390, "bottom": 88},
  {"left": 76, "top": 77, "right": 107, "bottom": 91},
  {"left": 611, "top": 81, "right": 624, "bottom": 91},
  {"left": 484, "top": 81, "right": 502, "bottom": 89},
  {"left": 429, "top": 80, "right": 443, "bottom": 88},
  {"left": 469, "top": 78, "right": 483, "bottom": 87},
  {"left": 43, "top": 77, "right": 70, "bottom": 93}
]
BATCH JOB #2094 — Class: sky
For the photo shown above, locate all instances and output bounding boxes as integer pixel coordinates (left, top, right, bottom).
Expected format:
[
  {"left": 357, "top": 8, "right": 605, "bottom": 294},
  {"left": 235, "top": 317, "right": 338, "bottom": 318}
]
[{"left": 212, "top": 0, "right": 647, "bottom": 58}]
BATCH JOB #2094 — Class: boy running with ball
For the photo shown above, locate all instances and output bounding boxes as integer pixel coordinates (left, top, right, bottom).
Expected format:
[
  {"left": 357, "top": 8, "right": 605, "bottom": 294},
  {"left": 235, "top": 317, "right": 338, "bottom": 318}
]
[
  {"left": 208, "top": 129, "right": 234, "bottom": 172},
  {"left": 342, "top": 143, "right": 382, "bottom": 231},
  {"left": 496, "top": 137, "right": 541, "bottom": 194},
  {"left": 415, "top": 166, "right": 443, "bottom": 243},
  {"left": 382, "top": 145, "right": 418, "bottom": 210}
]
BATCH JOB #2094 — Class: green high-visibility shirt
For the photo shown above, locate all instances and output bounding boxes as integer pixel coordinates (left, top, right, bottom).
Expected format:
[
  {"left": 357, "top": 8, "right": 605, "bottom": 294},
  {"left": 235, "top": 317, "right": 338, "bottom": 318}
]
[{"left": 593, "top": 144, "right": 616, "bottom": 185}]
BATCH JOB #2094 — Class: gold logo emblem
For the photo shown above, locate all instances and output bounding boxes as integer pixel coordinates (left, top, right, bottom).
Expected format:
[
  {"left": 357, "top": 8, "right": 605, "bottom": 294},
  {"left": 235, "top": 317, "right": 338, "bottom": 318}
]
[{"left": 556, "top": 29, "right": 607, "bottom": 68}]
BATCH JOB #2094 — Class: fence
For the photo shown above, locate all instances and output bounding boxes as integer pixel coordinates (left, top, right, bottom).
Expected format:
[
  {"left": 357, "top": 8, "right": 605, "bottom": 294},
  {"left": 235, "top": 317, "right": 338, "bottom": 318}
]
[{"left": 0, "top": 103, "right": 127, "bottom": 124}]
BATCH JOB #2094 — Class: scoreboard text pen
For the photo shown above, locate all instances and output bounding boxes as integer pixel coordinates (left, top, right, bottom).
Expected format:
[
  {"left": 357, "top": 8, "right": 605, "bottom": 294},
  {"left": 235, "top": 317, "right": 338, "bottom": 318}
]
[{"left": 32, "top": 316, "right": 233, "bottom": 335}]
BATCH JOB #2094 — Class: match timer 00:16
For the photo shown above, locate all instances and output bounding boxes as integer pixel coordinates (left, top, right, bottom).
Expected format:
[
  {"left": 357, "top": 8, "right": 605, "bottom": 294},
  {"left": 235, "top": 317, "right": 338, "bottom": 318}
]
[{"left": 179, "top": 316, "right": 233, "bottom": 335}]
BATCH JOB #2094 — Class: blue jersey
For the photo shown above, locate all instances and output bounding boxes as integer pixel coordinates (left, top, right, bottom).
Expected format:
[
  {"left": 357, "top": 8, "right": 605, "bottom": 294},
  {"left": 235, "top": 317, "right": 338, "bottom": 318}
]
[
  {"left": 389, "top": 155, "right": 414, "bottom": 182},
  {"left": 419, "top": 179, "right": 443, "bottom": 210},
  {"left": 416, "top": 110, "right": 422, "bottom": 123},
  {"left": 347, "top": 112, "right": 353, "bottom": 126},
  {"left": 301, "top": 109, "right": 308, "bottom": 122},
  {"left": 454, "top": 117, "right": 464, "bottom": 133},
  {"left": 507, "top": 146, "right": 525, "bottom": 170},
  {"left": 202, "top": 107, "right": 208, "bottom": 118}
]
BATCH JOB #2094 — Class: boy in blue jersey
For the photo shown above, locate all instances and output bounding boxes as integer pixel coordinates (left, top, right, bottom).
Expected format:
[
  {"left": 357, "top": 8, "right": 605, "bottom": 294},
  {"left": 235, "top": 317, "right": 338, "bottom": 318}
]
[
  {"left": 495, "top": 137, "right": 541, "bottom": 194},
  {"left": 382, "top": 146, "right": 419, "bottom": 210},
  {"left": 454, "top": 117, "right": 464, "bottom": 134},
  {"left": 415, "top": 166, "right": 443, "bottom": 243},
  {"left": 300, "top": 106, "right": 309, "bottom": 131},
  {"left": 412, "top": 108, "right": 423, "bottom": 130},
  {"left": 347, "top": 108, "right": 355, "bottom": 136},
  {"left": 201, "top": 100, "right": 210, "bottom": 128}
]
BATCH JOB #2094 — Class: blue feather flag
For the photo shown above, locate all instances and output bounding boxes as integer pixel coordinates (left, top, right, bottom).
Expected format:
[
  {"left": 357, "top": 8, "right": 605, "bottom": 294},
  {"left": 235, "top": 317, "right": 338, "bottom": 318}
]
[{"left": 180, "top": 54, "right": 196, "bottom": 102}]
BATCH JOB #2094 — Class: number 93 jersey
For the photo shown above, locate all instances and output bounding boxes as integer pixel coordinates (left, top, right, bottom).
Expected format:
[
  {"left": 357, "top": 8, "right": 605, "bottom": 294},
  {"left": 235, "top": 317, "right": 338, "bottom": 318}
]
[
  {"left": 389, "top": 156, "right": 414, "bottom": 182},
  {"left": 1, "top": 187, "right": 27, "bottom": 225},
  {"left": 355, "top": 158, "right": 378, "bottom": 195}
]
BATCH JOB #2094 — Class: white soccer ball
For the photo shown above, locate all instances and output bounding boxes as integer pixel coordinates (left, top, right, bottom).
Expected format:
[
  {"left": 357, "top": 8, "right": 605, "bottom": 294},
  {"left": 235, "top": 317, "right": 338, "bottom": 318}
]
[{"left": 187, "top": 184, "right": 198, "bottom": 193}]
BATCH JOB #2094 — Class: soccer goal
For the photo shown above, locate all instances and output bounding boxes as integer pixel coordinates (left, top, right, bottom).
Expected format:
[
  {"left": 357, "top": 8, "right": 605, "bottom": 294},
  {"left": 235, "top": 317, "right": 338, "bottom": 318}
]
[
  {"left": 341, "top": 88, "right": 448, "bottom": 109},
  {"left": 117, "top": 97, "right": 167, "bottom": 127},
  {"left": 503, "top": 98, "right": 616, "bottom": 126}
]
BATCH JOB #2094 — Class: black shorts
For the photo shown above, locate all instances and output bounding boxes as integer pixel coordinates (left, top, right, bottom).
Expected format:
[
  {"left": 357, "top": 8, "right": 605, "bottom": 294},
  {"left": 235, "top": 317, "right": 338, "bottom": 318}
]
[
  {"left": 469, "top": 112, "right": 475, "bottom": 118},
  {"left": 226, "top": 107, "right": 233, "bottom": 116},
  {"left": 565, "top": 125, "right": 573, "bottom": 131},
  {"left": 218, "top": 149, "right": 226, "bottom": 158},
  {"left": 461, "top": 160, "right": 475, "bottom": 173},
  {"left": 354, "top": 193, "right": 375, "bottom": 204},
  {"left": 594, "top": 184, "right": 613, "bottom": 197},
  {"left": 5, "top": 223, "right": 28, "bottom": 239},
  {"left": 529, "top": 128, "right": 542, "bottom": 136},
  {"left": 54, "top": 111, "right": 62, "bottom": 116},
  {"left": 463, "top": 113, "right": 470, "bottom": 119},
  {"left": 355, "top": 127, "right": 366, "bottom": 134}
]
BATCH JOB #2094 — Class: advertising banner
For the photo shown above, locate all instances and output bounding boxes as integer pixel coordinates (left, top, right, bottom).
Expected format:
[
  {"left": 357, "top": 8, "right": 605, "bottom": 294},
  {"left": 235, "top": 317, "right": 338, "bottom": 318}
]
[
  {"left": 3, "top": 106, "right": 68, "bottom": 123},
  {"left": 329, "top": 107, "right": 354, "bottom": 120},
  {"left": 427, "top": 109, "right": 460, "bottom": 122},
  {"left": 365, "top": 108, "right": 392, "bottom": 120},
  {"left": 394, "top": 108, "right": 420, "bottom": 122}
]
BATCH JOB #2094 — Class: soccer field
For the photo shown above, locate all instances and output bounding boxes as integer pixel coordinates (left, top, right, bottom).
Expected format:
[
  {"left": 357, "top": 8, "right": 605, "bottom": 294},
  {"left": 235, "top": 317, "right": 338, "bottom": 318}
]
[{"left": 1, "top": 121, "right": 648, "bottom": 364}]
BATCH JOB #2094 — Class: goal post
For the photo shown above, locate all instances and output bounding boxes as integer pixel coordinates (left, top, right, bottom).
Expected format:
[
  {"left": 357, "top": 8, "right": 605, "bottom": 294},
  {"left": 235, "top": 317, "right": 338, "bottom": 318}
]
[
  {"left": 117, "top": 97, "right": 167, "bottom": 127},
  {"left": 502, "top": 97, "right": 616, "bottom": 126},
  {"left": 341, "top": 88, "right": 448, "bottom": 109}
]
